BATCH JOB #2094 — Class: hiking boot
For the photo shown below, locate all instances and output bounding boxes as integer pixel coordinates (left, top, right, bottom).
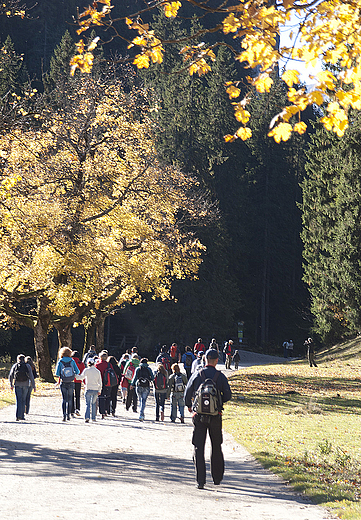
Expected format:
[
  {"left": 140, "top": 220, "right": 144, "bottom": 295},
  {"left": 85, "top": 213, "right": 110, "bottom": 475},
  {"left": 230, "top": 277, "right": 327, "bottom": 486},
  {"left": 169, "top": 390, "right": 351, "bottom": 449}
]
[
  {"left": 62, "top": 417, "right": 66, "bottom": 422},
  {"left": 180, "top": 417, "right": 184, "bottom": 423},
  {"left": 85, "top": 419, "right": 89, "bottom": 423},
  {"left": 75, "top": 410, "right": 81, "bottom": 416},
  {"left": 197, "top": 483, "right": 205, "bottom": 489}
]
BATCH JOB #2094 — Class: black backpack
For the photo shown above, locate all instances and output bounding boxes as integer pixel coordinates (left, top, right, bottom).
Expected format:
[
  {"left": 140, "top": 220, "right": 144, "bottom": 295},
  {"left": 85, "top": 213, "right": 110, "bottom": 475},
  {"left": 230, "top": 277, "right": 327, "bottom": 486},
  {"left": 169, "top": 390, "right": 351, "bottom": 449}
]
[
  {"left": 103, "top": 363, "right": 119, "bottom": 387},
  {"left": 193, "top": 370, "right": 221, "bottom": 415},
  {"left": 14, "top": 362, "right": 29, "bottom": 383},
  {"left": 137, "top": 365, "right": 151, "bottom": 388}
]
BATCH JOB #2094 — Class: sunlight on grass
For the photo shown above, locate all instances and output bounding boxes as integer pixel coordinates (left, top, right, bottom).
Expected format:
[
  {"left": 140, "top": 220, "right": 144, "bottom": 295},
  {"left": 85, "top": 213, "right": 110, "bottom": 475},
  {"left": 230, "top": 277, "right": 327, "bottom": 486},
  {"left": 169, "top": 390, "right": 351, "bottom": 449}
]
[{"left": 223, "top": 345, "right": 361, "bottom": 520}]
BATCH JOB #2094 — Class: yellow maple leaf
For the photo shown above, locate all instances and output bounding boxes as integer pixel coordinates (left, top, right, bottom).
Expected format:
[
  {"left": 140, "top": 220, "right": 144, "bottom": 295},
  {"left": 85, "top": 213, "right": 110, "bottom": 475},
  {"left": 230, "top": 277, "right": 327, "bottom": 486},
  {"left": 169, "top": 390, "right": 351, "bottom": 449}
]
[
  {"left": 133, "top": 53, "right": 150, "bottom": 69},
  {"left": 234, "top": 106, "right": 250, "bottom": 124},
  {"left": 294, "top": 122, "right": 307, "bottom": 135},
  {"left": 189, "top": 59, "right": 211, "bottom": 76},
  {"left": 164, "top": 1, "right": 182, "bottom": 18},
  {"left": 224, "top": 134, "right": 237, "bottom": 143},
  {"left": 226, "top": 85, "right": 241, "bottom": 99},
  {"left": 236, "top": 127, "right": 252, "bottom": 140},
  {"left": 309, "top": 90, "right": 324, "bottom": 106},
  {"left": 282, "top": 69, "right": 300, "bottom": 87},
  {"left": 222, "top": 13, "right": 241, "bottom": 34},
  {"left": 254, "top": 74, "right": 273, "bottom": 93},
  {"left": 317, "top": 70, "right": 336, "bottom": 90},
  {"left": 268, "top": 123, "right": 293, "bottom": 143}
]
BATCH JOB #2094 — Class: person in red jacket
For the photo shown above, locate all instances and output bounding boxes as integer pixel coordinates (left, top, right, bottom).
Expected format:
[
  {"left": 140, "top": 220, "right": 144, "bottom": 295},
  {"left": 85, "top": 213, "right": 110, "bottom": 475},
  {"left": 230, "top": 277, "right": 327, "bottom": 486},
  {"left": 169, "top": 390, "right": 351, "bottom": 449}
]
[
  {"left": 71, "top": 351, "right": 85, "bottom": 416},
  {"left": 193, "top": 338, "right": 206, "bottom": 356},
  {"left": 95, "top": 350, "right": 110, "bottom": 418}
]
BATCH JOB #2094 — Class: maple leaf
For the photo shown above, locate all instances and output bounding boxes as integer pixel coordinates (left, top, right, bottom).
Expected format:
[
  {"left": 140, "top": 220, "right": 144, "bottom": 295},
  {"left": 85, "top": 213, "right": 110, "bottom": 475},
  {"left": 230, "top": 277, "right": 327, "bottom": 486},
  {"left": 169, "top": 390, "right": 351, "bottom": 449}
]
[
  {"left": 294, "top": 122, "right": 307, "bottom": 135},
  {"left": 254, "top": 74, "right": 273, "bottom": 93},
  {"left": 226, "top": 85, "right": 241, "bottom": 99},
  {"left": 282, "top": 69, "right": 300, "bottom": 88},
  {"left": 268, "top": 123, "right": 293, "bottom": 143},
  {"left": 133, "top": 53, "right": 151, "bottom": 69},
  {"left": 164, "top": 1, "right": 182, "bottom": 18},
  {"left": 235, "top": 127, "right": 252, "bottom": 140}
]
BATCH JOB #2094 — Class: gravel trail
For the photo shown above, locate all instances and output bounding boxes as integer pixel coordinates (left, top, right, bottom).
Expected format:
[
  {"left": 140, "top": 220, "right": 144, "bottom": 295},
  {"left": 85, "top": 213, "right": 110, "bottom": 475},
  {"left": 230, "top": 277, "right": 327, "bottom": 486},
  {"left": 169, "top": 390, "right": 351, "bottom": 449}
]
[{"left": 0, "top": 352, "right": 337, "bottom": 520}]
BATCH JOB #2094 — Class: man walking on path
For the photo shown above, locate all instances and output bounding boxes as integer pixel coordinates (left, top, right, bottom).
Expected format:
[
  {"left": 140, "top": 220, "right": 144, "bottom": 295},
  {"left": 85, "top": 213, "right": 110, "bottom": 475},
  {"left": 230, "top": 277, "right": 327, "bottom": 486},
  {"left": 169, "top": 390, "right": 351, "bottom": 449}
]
[
  {"left": 184, "top": 348, "right": 232, "bottom": 489},
  {"left": 9, "top": 354, "right": 36, "bottom": 421}
]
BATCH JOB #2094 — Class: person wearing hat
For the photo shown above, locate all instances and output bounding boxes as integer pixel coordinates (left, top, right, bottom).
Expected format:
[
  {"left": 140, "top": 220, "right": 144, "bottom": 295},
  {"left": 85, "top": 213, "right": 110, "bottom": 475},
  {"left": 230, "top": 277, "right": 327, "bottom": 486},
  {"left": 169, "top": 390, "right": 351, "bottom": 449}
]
[
  {"left": 77, "top": 358, "right": 102, "bottom": 422},
  {"left": 184, "top": 349, "right": 232, "bottom": 489},
  {"left": 191, "top": 350, "right": 204, "bottom": 374}
]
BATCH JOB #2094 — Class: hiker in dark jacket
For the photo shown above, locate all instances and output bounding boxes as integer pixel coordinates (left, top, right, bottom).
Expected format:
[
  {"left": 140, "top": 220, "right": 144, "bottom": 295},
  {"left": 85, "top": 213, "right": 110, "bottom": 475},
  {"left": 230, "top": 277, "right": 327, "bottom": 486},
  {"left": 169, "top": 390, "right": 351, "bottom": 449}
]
[
  {"left": 108, "top": 355, "right": 122, "bottom": 416},
  {"left": 153, "top": 363, "right": 169, "bottom": 422},
  {"left": 184, "top": 349, "right": 232, "bottom": 489},
  {"left": 131, "top": 358, "right": 154, "bottom": 422},
  {"left": 9, "top": 354, "right": 36, "bottom": 421}
]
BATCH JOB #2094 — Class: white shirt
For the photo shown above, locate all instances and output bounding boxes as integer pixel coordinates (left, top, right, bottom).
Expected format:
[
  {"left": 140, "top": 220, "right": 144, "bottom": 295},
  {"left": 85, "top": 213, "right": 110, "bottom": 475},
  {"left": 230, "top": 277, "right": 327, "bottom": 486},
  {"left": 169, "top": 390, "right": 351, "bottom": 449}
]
[{"left": 78, "top": 366, "right": 102, "bottom": 392}]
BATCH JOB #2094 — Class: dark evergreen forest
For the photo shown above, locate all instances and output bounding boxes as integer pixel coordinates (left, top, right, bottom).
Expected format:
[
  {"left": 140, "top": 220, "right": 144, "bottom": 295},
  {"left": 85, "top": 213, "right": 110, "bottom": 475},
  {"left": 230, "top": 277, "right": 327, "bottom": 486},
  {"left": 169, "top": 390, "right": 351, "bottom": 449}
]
[{"left": 0, "top": 1, "right": 318, "bottom": 359}]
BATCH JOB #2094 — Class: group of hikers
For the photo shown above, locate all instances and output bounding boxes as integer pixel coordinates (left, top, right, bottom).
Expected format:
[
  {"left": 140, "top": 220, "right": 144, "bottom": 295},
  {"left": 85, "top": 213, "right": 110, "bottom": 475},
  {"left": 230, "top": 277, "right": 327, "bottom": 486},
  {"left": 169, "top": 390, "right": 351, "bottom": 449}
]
[
  {"left": 282, "top": 337, "right": 318, "bottom": 367},
  {"left": 8, "top": 341, "right": 233, "bottom": 489}
]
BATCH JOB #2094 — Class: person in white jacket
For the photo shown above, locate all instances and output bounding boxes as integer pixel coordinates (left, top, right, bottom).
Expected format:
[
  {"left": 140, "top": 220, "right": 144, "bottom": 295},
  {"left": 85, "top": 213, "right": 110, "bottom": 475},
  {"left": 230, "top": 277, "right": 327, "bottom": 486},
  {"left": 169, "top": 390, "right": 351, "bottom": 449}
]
[{"left": 77, "top": 358, "right": 102, "bottom": 422}]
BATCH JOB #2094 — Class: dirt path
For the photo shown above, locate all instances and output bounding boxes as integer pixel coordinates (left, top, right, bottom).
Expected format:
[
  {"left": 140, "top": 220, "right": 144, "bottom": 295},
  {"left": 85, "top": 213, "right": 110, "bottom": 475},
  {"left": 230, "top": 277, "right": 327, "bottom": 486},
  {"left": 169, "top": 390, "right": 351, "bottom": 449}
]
[{"left": 0, "top": 352, "right": 337, "bottom": 520}]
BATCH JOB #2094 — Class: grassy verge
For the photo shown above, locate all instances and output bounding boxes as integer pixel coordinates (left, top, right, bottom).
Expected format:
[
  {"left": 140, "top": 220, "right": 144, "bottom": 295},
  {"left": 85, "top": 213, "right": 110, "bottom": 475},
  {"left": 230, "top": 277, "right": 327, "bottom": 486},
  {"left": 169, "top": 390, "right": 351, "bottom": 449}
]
[{"left": 223, "top": 345, "right": 361, "bottom": 520}]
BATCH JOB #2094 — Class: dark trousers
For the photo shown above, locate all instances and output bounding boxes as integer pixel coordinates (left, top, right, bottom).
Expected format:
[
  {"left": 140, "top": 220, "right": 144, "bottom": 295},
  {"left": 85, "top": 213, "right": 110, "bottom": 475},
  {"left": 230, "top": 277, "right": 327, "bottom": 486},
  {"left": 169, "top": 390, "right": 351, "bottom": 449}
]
[
  {"left": 192, "top": 413, "right": 224, "bottom": 486},
  {"left": 60, "top": 382, "right": 74, "bottom": 418},
  {"left": 98, "top": 385, "right": 111, "bottom": 415},
  {"left": 125, "top": 386, "right": 137, "bottom": 412},
  {"left": 72, "top": 381, "right": 82, "bottom": 413},
  {"left": 155, "top": 391, "right": 166, "bottom": 419},
  {"left": 185, "top": 367, "right": 192, "bottom": 380},
  {"left": 110, "top": 384, "right": 119, "bottom": 414}
]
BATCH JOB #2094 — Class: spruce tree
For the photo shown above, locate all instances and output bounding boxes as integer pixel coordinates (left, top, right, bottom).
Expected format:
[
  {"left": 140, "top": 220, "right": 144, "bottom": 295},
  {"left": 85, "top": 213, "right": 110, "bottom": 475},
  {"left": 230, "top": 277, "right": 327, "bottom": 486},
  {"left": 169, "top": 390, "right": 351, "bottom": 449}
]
[{"left": 302, "top": 112, "right": 361, "bottom": 343}]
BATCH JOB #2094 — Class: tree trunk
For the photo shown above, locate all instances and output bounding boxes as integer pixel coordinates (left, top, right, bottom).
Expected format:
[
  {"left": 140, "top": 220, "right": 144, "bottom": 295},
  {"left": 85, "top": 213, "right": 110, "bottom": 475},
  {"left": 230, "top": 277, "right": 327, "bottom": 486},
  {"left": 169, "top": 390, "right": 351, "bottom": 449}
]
[
  {"left": 95, "top": 313, "right": 107, "bottom": 352},
  {"left": 34, "top": 298, "right": 54, "bottom": 382},
  {"left": 54, "top": 320, "right": 73, "bottom": 351},
  {"left": 83, "top": 321, "right": 96, "bottom": 355}
]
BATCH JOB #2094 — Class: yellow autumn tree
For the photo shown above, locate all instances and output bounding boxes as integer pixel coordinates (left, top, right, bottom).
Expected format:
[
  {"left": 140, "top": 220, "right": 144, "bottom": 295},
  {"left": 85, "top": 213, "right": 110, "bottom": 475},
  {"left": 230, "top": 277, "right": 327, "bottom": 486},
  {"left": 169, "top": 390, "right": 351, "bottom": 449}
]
[
  {"left": 0, "top": 73, "right": 210, "bottom": 380},
  {"left": 71, "top": 0, "right": 361, "bottom": 142}
]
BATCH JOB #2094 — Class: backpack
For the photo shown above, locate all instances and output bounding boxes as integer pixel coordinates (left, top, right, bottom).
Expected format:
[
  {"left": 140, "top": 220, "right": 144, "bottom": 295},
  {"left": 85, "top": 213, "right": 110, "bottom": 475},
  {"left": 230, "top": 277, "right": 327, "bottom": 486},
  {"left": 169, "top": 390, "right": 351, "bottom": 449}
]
[
  {"left": 174, "top": 373, "right": 185, "bottom": 393},
  {"left": 223, "top": 343, "right": 231, "bottom": 355},
  {"left": 154, "top": 372, "right": 167, "bottom": 390},
  {"left": 124, "top": 362, "right": 135, "bottom": 382},
  {"left": 137, "top": 365, "right": 151, "bottom": 388},
  {"left": 160, "top": 356, "right": 171, "bottom": 372},
  {"left": 60, "top": 360, "right": 75, "bottom": 383},
  {"left": 170, "top": 345, "right": 178, "bottom": 359},
  {"left": 184, "top": 353, "right": 193, "bottom": 367},
  {"left": 193, "top": 370, "right": 221, "bottom": 415},
  {"left": 14, "top": 362, "right": 29, "bottom": 383},
  {"left": 103, "top": 363, "right": 118, "bottom": 387}
]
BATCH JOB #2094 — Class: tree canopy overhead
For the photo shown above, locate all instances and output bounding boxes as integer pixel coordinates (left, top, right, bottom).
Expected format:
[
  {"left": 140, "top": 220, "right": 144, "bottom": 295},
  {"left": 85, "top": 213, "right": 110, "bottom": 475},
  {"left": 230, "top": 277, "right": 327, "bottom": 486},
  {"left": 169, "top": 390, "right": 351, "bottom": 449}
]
[{"left": 71, "top": 0, "right": 361, "bottom": 142}]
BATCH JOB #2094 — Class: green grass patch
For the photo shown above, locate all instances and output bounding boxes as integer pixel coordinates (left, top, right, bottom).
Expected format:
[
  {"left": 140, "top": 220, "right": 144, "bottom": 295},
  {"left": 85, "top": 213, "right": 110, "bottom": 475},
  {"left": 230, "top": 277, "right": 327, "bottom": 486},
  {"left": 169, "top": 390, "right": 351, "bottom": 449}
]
[{"left": 224, "top": 340, "right": 361, "bottom": 519}]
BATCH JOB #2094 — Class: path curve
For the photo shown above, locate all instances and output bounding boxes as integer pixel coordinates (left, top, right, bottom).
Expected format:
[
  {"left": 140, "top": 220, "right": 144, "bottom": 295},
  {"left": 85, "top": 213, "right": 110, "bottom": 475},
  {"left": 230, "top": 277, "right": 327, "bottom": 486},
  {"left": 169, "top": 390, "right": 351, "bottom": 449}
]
[{"left": 0, "top": 351, "right": 337, "bottom": 520}]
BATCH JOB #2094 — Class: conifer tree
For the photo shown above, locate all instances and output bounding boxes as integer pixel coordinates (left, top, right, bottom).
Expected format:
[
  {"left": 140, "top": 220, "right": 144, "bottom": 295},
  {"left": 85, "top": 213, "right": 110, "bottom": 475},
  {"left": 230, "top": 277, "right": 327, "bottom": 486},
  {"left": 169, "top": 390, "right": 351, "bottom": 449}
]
[{"left": 302, "top": 113, "right": 361, "bottom": 343}]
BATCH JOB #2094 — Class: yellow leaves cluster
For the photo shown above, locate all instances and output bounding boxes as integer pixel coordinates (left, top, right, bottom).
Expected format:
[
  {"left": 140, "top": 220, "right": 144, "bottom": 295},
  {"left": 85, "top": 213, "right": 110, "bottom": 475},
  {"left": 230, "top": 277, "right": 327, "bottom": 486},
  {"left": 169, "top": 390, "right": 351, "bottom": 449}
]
[
  {"left": 71, "top": 0, "right": 361, "bottom": 142},
  {"left": 70, "top": 37, "right": 99, "bottom": 75},
  {"left": 0, "top": 80, "right": 206, "bottom": 316},
  {"left": 76, "top": 0, "right": 112, "bottom": 35},
  {"left": 164, "top": 1, "right": 181, "bottom": 18},
  {"left": 126, "top": 18, "right": 164, "bottom": 69}
]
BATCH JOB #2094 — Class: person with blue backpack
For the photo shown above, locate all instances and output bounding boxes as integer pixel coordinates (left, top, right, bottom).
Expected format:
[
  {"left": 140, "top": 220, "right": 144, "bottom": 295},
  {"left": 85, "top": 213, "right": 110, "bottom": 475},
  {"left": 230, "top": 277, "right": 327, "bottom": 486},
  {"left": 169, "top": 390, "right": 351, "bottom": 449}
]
[{"left": 55, "top": 347, "right": 80, "bottom": 422}]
